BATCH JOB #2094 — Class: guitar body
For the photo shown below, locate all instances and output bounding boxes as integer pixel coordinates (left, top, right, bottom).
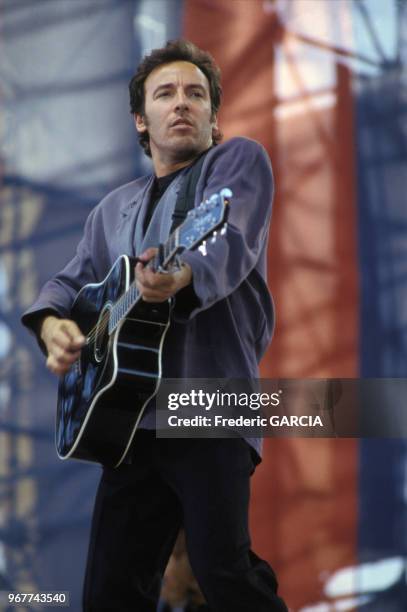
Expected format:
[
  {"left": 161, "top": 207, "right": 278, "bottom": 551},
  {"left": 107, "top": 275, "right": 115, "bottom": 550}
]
[{"left": 56, "top": 255, "right": 171, "bottom": 467}]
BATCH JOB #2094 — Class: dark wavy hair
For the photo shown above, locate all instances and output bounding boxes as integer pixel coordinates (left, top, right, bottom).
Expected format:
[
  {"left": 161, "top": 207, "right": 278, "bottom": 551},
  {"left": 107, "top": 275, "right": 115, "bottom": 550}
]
[{"left": 129, "top": 39, "right": 223, "bottom": 157}]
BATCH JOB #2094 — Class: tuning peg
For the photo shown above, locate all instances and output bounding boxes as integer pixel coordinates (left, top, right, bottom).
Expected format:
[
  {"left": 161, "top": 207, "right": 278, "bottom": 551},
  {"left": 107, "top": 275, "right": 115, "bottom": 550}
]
[
  {"left": 198, "top": 241, "right": 207, "bottom": 256},
  {"left": 220, "top": 188, "right": 233, "bottom": 199},
  {"left": 220, "top": 224, "right": 227, "bottom": 235},
  {"left": 210, "top": 231, "right": 217, "bottom": 244}
]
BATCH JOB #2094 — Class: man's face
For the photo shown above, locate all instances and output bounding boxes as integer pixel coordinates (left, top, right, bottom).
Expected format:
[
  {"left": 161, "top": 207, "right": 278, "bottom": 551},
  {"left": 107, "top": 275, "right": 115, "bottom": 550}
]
[{"left": 135, "top": 61, "right": 217, "bottom": 163}]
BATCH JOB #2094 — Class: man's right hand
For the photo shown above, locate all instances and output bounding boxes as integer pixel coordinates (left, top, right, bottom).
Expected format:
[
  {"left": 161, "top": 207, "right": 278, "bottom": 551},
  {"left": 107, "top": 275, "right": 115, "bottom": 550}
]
[{"left": 40, "top": 316, "right": 85, "bottom": 376}]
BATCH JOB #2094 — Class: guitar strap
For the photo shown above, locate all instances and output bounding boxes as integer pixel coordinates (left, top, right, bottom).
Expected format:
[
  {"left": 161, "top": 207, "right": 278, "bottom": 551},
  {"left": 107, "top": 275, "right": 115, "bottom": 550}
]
[{"left": 169, "top": 147, "right": 211, "bottom": 233}]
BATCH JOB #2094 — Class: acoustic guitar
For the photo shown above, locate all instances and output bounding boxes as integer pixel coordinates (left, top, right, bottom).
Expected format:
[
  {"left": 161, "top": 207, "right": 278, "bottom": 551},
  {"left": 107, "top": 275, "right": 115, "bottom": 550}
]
[{"left": 56, "top": 188, "right": 231, "bottom": 467}]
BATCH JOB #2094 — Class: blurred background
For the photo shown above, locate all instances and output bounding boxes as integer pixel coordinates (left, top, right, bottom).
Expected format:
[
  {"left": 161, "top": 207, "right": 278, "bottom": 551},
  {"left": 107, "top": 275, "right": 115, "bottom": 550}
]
[{"left": 1, "top": 0, "right": 406, "bottom": 610}]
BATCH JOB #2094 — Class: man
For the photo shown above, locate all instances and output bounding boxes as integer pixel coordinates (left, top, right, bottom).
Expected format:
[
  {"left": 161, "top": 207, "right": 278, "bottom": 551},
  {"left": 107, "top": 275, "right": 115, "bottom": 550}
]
[{"left": 22, "top": 40, "right": 288, "bottom": 612}]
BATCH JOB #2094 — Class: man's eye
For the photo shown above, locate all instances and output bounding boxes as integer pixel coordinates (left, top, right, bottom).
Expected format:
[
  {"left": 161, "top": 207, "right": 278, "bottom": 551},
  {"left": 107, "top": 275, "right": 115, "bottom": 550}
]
[
  {"left": 158, "top": 91, "right": 170, "bottom": 97},
  {"left": 191, "top": 92, "right": 203, "bottom": 98}
]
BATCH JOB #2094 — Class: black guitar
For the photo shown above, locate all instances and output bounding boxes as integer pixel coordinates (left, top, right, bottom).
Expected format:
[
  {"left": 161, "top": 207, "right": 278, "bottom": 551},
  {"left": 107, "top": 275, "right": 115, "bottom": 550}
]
[{"left": 56, "top": 188, "right": 231, "bottom": 467}]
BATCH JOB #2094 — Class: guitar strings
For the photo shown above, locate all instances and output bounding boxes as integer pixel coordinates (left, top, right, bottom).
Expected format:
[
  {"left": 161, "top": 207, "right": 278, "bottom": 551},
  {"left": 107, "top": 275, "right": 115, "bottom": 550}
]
[{"left": 84, "top": 281, "right": 140, "bottom": 345}]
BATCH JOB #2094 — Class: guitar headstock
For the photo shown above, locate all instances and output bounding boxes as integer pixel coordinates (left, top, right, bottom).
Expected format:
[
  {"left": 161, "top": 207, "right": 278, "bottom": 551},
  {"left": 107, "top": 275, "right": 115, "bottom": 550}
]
[{"left": 177, "top": 188, "right": 232, "bottom": 254}]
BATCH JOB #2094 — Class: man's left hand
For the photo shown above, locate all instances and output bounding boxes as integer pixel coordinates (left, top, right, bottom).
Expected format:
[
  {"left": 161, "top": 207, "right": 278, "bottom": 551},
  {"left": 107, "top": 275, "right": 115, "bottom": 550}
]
[{"left": 135, "top": 247, "right": 192, "bottom": 302}]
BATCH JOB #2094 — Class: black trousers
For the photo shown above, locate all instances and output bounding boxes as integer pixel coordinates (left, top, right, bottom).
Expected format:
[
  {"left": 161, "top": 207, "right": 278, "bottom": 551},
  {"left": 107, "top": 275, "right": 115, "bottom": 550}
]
[{"left": 82, "top": 431, "right": 288, "bottom": 612}]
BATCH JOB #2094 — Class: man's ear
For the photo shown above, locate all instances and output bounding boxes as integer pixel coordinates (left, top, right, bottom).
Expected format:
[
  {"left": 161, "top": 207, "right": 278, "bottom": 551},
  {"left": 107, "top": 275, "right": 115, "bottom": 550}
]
[{"left": 134, "top": 113, "right": 147, "bottom": 133}]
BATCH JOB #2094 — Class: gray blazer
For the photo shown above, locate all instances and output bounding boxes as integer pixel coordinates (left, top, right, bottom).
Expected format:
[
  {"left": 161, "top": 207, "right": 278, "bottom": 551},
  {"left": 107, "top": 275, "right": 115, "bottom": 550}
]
[{"left": 22, "top": 137, "right": 275, "bottom": 459}]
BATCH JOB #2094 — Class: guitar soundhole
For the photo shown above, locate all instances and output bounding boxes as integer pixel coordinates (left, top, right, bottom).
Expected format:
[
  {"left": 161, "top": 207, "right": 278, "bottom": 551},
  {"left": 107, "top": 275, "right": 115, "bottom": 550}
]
[{"left": 94, "top": 303, "right": 111, "bottom": 363}]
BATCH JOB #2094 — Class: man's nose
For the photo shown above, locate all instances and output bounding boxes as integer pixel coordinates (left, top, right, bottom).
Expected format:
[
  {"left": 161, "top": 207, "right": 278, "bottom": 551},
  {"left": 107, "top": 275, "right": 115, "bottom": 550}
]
[{"left": 174, "top": 90, "right": 189, "bottom": 111}]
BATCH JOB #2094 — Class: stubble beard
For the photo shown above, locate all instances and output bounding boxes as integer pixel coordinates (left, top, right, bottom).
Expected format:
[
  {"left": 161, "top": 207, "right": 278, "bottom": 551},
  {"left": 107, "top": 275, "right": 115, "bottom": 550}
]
[
  {"left": 144, "top": 115, "right": 213, "bottom": 164},
  {"left": 162, "top": 130, "right": 212, "bottom": 163}
]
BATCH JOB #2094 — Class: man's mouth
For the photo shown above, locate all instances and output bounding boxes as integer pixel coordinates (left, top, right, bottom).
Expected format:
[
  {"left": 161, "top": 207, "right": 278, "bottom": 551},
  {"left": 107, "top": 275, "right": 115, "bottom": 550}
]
[{"left": 171, "top": 118, "right": 193, "bottom": 128}]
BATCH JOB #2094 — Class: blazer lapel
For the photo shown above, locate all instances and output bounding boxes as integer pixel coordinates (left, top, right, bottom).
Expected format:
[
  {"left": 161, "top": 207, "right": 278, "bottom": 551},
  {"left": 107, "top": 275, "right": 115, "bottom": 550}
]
[{"left": 116, "top": 176, "right": 154, "bottom": 257}]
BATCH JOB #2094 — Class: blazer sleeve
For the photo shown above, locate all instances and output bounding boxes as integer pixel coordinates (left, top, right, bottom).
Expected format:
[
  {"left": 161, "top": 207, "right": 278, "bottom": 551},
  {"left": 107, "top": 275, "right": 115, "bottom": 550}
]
[{"left": 176, "top": 137, "right": 273, "bottom": 321}]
